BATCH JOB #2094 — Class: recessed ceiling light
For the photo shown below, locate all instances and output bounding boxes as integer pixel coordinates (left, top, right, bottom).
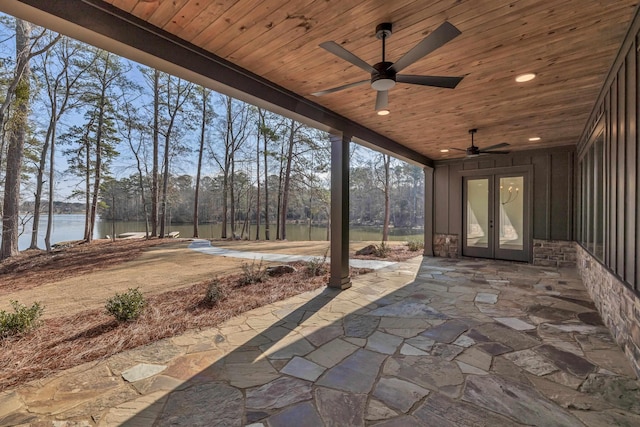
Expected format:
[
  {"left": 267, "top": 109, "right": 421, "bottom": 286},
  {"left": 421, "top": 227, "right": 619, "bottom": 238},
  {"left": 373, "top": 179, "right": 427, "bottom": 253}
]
[
  {"left": 377, "top": 109, "right": 390, "bottom": 116},
  {"left": 515, "top": 73, "right": 536, "bottom": 83},
  {"left": 528, "top": 137, "right": 541, "bottom": 141},
  {"left": 440, "top": 149, "right": 449, "bottom": 153}
]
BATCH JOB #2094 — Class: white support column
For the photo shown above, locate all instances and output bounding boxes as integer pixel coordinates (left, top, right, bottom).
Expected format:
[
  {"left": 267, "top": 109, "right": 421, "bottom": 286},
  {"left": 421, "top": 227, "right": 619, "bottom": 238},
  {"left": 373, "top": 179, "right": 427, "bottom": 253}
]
[
  {"left": 329, "top": 132, "right": 351, "bottom": 289},
  {"left": 423, "top": 166, "right": 434, "bottom": 257}
]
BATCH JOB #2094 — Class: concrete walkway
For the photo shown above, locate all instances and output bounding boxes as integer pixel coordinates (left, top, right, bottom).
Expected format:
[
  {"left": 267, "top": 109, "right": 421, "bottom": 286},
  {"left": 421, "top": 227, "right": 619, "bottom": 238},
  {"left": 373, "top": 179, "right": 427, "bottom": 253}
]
[
  {"left": 189, "top": 239, "right": 398, "bottom": 270},
  {"left": 2, "top": 257, "right": 640, "bottom": 426}
]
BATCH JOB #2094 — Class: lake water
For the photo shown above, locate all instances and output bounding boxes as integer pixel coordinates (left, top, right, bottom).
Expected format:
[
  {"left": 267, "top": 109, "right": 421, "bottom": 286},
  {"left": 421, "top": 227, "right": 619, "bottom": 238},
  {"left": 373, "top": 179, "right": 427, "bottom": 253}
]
[{"left": 15, "top": 215, "right": 423, "bottom": 250}]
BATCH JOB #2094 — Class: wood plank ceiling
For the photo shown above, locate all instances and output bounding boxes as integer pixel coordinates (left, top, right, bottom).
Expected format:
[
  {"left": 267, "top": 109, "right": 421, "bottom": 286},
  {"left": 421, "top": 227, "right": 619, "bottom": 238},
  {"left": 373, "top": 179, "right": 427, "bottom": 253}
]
[{"left": 103, "top": 1, "right": 637, "bottom": 159}]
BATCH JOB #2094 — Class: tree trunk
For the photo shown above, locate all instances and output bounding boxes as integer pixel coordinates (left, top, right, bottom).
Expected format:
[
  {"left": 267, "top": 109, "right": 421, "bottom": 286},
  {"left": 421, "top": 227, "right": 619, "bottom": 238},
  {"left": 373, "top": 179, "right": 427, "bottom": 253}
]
[
  {"left": 221, "top": 169, "right": 228, "bottom": 239},
  {"left": 44, "top": 124, "right": 56, "bottom": 251},
  {"left": 133, "top": 149, "right": 149, "bottom": 239},
  {"left": 83, "top": 131, "right": 91, "bottom": 241},
  {"left": 193, "top": 89, "right": 207, "bottom": 238},
  {"left": 276, "top": 140, "right": 285, "bottom": 239},
  {"left": 262, "top": 113, "right": 270, "bottom": 241},
  {"left": 1, "top": 20, "right": 31, "bottom": 259},
  {"left": 220, "top": 98, "right": 232, "bottom": 239},
  {"left": 151, "top": 69, "right": 160, "bottom": 237},
  {"left": 88, "top": 83, "right": 108, "bottom": 243},
  {"left": 159, "top": 133, "right": 170, "bottom": 238},
  {"left": 279, "top": 119, "right": 296, "bottom": 240},
  {"left": 230, "top": 157, "right": 236, "bottom": 238},
  {"left": 255, "top": 121, "right": 260, "bottom": 240},
  {"left": 30, "top": 121, "right": 53, "bottom": 249}
]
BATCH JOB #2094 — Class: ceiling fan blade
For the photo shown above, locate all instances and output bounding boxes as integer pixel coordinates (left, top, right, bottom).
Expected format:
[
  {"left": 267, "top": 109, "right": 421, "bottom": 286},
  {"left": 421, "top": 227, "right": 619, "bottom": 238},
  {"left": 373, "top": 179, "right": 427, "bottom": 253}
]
[
  {"left": 311, "top": 80, "right": 369, "bottom": 96},
  {"left": 480, "top": 142, "right": 510, "bottom": 151},
  {"left": 397, "top": 74, "right": 463, "bottom": 89},
  {"left": 479, "top": 150, "right": 510, "bottom": 154},
  {"left": 320, "top": 41, "right": 376, "bottom": 74},
  {"left": 449, "top": 147, "right": 467, "bottom": 152},
  {"left": 389, "top": 21, "right": 461, "bottom": 73},
  {"left": 375, "top": 90, "right": 389, "bottom": 111}
]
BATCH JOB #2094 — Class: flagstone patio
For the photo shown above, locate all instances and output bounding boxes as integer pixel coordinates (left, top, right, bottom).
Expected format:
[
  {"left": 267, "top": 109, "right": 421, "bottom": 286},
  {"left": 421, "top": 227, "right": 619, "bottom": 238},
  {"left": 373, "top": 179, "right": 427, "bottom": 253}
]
[{"left": 2, "top": 256, "right": 640, "bottom": 426}]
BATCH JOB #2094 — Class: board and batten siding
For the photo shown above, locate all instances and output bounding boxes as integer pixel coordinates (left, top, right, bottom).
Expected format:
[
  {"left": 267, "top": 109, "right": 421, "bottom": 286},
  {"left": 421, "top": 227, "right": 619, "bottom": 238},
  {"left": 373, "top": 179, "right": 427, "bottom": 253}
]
[
  {"left": 577, "top": 5, "right": 640, "bottom": 293},
  {"left": 575, "top": 6, "right": 640, "bottom": 375},
  {"left": 433, "top": 146, "right": 576, "bottom": 255}
]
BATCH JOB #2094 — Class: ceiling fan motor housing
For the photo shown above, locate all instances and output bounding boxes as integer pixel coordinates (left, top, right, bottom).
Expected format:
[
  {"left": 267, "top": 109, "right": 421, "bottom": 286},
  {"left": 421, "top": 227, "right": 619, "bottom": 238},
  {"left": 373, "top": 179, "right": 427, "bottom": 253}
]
[
  {"left": 466, "top": 146, "right": 480, "bottom": 157},
  {"left": 371, "top": 61, "right": 396, "bottom": 91}
]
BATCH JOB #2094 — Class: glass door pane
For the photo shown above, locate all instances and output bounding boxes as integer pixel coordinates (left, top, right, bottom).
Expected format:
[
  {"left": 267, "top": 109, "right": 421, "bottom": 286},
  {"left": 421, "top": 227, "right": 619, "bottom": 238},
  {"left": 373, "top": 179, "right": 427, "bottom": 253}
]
[
  {"left": 498, "top": 176, "right": 524, "bottom": 251},
  {"left": 466, "top": 178, "right": 490, "bottom": 248}
]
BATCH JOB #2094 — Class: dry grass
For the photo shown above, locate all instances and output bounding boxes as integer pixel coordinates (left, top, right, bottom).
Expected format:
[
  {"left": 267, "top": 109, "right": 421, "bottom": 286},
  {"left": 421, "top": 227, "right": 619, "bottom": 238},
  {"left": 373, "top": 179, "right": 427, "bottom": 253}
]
[
  {"left": 0, "top": 239, "right": 169, "bottom": 295},
  {"left": 0, "top": 262, "right": 370, "bottom": 391}
]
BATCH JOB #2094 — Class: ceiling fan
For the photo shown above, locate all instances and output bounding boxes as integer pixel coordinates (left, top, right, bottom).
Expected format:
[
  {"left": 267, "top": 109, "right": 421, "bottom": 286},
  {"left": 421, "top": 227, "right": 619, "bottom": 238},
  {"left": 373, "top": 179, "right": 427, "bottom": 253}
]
[
  {"left": 450, "top": 129, "right": 510, "bottom": 157},
  {"left": 312, "top": 21, "right": 464, "bottom": 114}
]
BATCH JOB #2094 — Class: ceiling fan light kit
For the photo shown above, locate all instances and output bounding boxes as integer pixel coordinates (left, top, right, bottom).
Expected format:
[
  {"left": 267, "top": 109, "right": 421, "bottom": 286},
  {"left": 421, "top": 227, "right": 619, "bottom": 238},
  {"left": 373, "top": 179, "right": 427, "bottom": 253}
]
[
  {"left": 515, "top": 72, "right": 536, "bottom": 82},
  {"left": 314, "top": 21, "right": 464, "bottom": 112}
]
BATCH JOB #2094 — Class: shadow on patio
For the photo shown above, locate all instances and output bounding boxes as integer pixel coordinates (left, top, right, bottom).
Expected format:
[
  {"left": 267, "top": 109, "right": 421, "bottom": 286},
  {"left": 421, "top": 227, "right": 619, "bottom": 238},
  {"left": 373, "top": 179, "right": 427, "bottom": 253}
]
[{"left": 6, "top": 256, "right": 640, "bottom": 426}]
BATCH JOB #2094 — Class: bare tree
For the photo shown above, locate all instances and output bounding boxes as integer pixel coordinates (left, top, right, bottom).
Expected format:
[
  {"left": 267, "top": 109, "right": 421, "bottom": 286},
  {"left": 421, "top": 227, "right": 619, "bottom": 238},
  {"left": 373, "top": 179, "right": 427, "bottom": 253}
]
[
  {"left": 118, "top": 100, "right": 150, "bottom": 238},
  {"left": 257, "top": 108, "right": 278, "bottom": 241},
  {"left": 31, "top": 37, "right": 92, "bottom": 250},
  {"left": 151, "top": 69, "right": 160, "bottom": 236},
  {"left": 212, "top": 96, "right": 250, "bottom": 239},
  {"left": 279, "top": 118, "right": 303, "bottom": 240},
  {"left": 1, "top": 20, "right": 60, "bottom": 259},
  {"left": 193, "top": 87, "right": 213, "bottom": 238},
  {"left": 84, "top": 50, "right": 127, "bottom": 243},
  {"left": 158, "top": 74, "right": 194, "bottom": 238},
  {"left": 375, "top": 154, "right": 392, "bottom": 242},
  {"left": 255, "top": 108, "right": 260, "bottom": 240}
]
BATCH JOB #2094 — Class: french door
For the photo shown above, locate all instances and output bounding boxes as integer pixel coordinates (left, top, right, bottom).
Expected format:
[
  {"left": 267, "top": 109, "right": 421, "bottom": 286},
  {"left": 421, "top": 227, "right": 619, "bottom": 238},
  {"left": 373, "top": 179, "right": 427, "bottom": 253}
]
[{"left": 463, "top": 173, "right": 530, "bottom": 262}]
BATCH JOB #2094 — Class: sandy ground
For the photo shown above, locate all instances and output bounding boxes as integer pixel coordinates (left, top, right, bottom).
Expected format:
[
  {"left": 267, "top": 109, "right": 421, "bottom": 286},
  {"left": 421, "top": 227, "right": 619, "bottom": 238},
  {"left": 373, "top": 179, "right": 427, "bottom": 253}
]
[{"left": 0, "top": 239, "right": 403, "bottom": 319}]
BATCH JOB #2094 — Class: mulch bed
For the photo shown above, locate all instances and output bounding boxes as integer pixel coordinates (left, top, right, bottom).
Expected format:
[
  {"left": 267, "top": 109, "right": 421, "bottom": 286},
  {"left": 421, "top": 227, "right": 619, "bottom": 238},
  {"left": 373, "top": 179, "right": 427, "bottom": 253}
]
[{"left": 0, "top": 262, "right": 370, "bottom": 391}]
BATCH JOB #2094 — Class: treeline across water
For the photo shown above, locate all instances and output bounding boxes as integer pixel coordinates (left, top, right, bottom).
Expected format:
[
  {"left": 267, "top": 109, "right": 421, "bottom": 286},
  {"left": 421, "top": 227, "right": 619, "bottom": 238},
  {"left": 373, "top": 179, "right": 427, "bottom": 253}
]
[{"left": 99, "top": 154, "right": 425, "bottom": 241}]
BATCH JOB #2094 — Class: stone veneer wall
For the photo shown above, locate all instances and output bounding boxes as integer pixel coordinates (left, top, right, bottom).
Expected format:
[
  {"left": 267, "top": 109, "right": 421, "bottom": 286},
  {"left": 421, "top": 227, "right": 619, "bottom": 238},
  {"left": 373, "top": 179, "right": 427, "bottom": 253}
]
[
  {"left": 532, "top": 239, "right": 577, "bottom": 268},
  {"left": 576, "top": 245, "right": 640, "bottom": 377},
  {"left": 433, "top": 233, "right": 459, "bottom": 258}
]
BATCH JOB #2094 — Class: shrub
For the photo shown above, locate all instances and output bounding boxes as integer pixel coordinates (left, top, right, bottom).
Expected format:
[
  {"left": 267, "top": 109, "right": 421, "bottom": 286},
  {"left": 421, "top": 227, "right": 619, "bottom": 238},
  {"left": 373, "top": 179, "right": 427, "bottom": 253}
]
[
  {"left": 203, "top": 279, "right": 226, "bottom": 305},
  {"left": 106, "top": 288, "right": 146, "bottom": 322},
  {"left": 0, "top": 300, "right": 44, "bottom": 338},
  {"left": 306, "top": 256, "right": 327, "bottom": 277},
  {"left": 238, "top": 259, "right": 267, "bottom": 286},
  {"left": 374, "top": 242, "right": 390, "bottom": 258},
  {"left": 407, "top": 240, "right": 425, "bottom": 252}
]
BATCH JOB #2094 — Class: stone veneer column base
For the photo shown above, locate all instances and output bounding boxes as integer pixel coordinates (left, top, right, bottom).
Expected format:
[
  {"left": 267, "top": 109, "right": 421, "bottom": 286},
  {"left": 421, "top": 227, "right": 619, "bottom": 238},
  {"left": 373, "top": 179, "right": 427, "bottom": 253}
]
[
  {"left": 433, "top": 234, "right": 459, "bottom": 258},
  {"left": 577, "top": 245, "right": 640, "bottom": 377},
  {"left": 532, "top": 239, "right": 577, "bottom": 268}
]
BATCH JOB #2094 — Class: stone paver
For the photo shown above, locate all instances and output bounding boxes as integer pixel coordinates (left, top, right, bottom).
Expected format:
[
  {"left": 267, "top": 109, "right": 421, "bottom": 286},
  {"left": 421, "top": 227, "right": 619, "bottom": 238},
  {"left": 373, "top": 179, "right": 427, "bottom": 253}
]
[
  {"left": 246, "top": 377, "right": 311, "bottom": 410},
  {"left": 494, "top": 316, "right": 537, "bottom": 331},
  {"left": 121, "top": 363, "right": 167, "bottom": 383},
  {"left": 316, "top": 349, "right": 386, "bottom": 393},
  {"left": 463, "top": 375, "right": 584, "bottom": 426},
  {"left": 373, "top": 377, "right": 430, "bottom": 412},
  {"left": 280, "top": 356, "right": 326, "bottom": 381},
  {"left": 2, "top": 255, "right": 639, "bottom": 426},
  {"left": 315, "top": 387, "right": 366, "bottom": 427}
]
